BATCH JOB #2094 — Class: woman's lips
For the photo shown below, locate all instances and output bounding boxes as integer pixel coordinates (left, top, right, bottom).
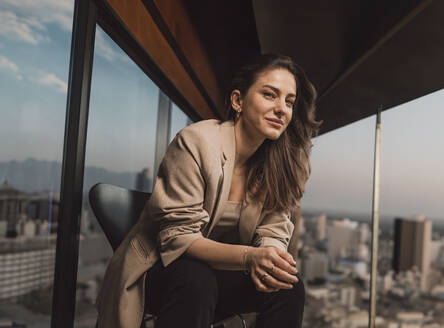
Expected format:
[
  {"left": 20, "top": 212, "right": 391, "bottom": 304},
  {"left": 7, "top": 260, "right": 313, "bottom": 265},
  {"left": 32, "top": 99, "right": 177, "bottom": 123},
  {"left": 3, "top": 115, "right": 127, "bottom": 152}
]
[{"left": 266, "top": 118, "right": 283, "bottom": 128}]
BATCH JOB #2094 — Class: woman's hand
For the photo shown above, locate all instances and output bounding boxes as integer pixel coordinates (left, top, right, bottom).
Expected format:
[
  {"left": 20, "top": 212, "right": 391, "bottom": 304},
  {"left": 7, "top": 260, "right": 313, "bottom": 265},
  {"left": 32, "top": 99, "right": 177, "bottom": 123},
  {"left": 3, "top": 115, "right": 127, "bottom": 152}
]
[{"left": 245, "top": 246, "right": 299, "bottom": 293}]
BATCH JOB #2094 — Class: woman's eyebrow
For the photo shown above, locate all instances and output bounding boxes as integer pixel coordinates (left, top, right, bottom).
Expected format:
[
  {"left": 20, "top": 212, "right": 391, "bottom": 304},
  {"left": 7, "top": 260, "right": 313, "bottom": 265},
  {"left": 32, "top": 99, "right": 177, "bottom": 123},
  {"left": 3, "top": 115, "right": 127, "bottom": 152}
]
[{"left": 263, "top": 84, "right": 296, "bottom": 98}]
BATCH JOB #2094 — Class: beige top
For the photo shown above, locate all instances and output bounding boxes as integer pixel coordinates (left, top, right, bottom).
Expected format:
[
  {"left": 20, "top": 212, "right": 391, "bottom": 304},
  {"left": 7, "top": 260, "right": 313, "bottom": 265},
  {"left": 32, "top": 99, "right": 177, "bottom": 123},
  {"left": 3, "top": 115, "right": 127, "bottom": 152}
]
[{"left": 208, "top": 200, "right": 243, "bottom": 244}]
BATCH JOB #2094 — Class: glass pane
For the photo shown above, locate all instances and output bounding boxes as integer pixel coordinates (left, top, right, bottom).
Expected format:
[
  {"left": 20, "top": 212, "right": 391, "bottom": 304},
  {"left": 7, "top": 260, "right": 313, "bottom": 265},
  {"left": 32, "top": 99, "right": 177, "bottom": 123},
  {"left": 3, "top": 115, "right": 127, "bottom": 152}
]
[
  {"left": 169, "top": 103, "right": 192, "bottom": 143},
  {"left": 301, "top": 90, "right": 444, "bottom": 327},
  {"left": 74, "top": 26, "right": 160, "bottom": 327},
  {"left": 300, "top": 116, "right": 374, "bottom": 327},
  {"left": 378, "top": 91, "right": 444, "bottom": 326},
  {"left": 0, "top": 1, "right": 74, "bottom": 327}
]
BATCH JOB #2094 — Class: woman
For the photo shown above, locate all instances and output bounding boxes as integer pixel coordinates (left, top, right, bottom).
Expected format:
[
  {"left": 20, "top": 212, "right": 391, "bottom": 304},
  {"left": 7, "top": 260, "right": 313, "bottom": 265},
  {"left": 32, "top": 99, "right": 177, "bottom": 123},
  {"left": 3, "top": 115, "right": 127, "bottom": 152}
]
[{"left": 96, "top": 54, "right": 321, "bottom": 328}]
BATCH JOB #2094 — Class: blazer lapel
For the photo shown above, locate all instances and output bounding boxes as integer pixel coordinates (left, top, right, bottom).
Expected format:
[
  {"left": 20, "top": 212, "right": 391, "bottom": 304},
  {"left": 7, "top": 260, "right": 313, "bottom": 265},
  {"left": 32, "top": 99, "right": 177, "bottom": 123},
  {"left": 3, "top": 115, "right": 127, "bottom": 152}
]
[
  {"left": 205, "top": 120, "right": 236, "bottom": 236},
  {"left": 206, "top": 120, "right": 264, "bottom": 245}
]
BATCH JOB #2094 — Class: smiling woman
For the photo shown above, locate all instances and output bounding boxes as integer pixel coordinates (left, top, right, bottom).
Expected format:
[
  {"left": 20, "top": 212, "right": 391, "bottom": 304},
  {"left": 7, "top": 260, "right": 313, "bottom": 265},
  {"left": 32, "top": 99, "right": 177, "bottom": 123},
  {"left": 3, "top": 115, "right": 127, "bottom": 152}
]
[
  {"left": 96, "top": 54, "right": 322, "bottom": 328},
  {"left": 226, "top": 54, "right": 322, "bottom": 213}
]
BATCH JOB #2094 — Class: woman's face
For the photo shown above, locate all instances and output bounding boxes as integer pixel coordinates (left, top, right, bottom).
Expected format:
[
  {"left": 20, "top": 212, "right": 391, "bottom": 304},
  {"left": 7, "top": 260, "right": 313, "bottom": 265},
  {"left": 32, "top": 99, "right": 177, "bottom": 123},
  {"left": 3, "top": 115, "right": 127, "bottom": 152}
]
[{"left": 233, "top": 68, "right": 296, "bottom": 141}]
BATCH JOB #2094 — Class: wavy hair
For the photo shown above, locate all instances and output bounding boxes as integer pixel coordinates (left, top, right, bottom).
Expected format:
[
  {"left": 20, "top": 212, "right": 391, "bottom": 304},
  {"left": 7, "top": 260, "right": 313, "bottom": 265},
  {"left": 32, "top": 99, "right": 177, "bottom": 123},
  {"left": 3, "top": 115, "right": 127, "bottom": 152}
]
[{"left": 225, "top": 54, "right": 322, "bottom": 212}]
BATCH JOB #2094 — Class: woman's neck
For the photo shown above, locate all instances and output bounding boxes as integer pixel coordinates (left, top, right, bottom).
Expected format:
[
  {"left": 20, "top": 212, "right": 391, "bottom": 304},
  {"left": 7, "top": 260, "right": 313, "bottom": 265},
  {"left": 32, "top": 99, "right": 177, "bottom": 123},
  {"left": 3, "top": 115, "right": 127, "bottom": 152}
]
[{"left": 233, "top": 119, "right": 265, "bottom": 169}]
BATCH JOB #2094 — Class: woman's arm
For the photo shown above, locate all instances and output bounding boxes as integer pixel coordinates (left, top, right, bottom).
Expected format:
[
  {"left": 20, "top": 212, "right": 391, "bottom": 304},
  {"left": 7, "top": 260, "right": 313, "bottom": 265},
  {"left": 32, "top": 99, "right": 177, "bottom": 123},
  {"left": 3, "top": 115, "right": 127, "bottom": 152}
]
[{"left": 186, "top": 237, "right": 299, "bottom": 292}]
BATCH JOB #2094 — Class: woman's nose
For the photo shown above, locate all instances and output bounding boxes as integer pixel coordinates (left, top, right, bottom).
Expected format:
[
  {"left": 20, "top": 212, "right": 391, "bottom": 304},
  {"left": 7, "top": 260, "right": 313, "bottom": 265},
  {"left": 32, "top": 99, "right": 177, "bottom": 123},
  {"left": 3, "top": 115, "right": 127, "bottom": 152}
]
[{"left": 274, "top": 98, "right": 286, "bottom": 114}]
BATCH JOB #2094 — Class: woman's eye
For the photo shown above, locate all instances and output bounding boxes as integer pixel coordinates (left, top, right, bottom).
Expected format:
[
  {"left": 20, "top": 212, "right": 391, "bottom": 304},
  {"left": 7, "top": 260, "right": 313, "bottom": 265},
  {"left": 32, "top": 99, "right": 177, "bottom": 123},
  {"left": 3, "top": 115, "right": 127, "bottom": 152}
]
[
  {"left": 286, "top": 100, "right": 294, "bottom": 107},
  {"left": 263, "top": 92, "right": 275, "bottom": 98}
]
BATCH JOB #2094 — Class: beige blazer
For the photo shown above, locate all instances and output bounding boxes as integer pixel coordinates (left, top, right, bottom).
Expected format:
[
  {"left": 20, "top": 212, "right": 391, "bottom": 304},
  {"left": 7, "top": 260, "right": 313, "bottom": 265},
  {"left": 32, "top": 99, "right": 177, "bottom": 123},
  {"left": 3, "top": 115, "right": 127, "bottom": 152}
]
[{"left": 96, "top": 119, "right": 294, "bottom": 328}]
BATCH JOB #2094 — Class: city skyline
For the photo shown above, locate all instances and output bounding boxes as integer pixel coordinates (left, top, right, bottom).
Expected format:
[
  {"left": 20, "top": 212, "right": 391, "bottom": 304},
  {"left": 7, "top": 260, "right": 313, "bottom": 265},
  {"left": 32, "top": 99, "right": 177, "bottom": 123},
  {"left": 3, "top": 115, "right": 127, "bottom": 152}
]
[{"left": 1, "top": 2, "right": 443, "bottom": 328}]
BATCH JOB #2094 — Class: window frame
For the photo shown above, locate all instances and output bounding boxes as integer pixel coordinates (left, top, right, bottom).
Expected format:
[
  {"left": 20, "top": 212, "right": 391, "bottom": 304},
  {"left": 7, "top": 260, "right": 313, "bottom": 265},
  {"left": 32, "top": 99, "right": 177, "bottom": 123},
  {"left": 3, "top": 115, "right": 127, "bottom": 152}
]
[{"left": 51, "top": 1, "right": 199, "bottom": 327}]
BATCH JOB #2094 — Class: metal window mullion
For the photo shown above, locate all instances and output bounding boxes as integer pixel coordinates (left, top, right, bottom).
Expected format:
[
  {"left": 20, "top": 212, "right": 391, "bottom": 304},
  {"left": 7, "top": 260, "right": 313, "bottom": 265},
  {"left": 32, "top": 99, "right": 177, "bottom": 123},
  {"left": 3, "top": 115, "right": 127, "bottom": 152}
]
[
  {"left": 153, "top": 90, "right": 172, "bottom": 181},
  {"left": 51, "top": 1, "right": 96, "bottom": 327}
]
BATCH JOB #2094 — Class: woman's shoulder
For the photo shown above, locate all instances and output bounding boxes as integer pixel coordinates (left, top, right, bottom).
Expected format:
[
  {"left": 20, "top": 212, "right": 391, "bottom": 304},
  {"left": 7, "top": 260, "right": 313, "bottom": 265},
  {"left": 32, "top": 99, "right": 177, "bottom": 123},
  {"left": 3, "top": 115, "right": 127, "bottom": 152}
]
[
  {"left": 178, "top": 119, "right": 223, "bottom": 137},
  {"left": 169, "top": 119, "right": 230, "bottom": 169},
  {"left": 175, "top": 119, "right": 232, "bottom": 145}
]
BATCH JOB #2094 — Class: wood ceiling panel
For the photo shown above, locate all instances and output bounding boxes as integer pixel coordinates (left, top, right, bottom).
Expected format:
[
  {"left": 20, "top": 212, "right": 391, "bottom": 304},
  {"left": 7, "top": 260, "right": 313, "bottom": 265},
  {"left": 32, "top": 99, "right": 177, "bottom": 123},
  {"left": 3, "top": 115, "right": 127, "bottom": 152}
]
[
  {"left": 105, "top": 0, "right": 214, "bottom": 119},
  {"left": 150, "top": 0, "right": 224, "bottom": 115}
]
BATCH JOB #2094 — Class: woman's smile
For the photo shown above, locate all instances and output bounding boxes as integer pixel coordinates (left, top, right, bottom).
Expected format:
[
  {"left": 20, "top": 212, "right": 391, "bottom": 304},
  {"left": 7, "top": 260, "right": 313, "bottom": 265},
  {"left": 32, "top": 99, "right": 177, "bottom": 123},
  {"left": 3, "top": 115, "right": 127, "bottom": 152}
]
[{"left": 265, "top": 117, "right": 284, "bottom": 129}]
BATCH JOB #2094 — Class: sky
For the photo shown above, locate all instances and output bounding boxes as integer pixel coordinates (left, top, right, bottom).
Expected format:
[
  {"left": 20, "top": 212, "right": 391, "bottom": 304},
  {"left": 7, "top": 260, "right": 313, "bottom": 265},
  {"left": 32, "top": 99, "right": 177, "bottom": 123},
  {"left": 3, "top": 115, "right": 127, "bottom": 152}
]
[
  {"left": 0, "top": 1, "right": 442, "bottom": 220},
  {"left": 303, "top": 91, "right": 444, "bottom": 219}
]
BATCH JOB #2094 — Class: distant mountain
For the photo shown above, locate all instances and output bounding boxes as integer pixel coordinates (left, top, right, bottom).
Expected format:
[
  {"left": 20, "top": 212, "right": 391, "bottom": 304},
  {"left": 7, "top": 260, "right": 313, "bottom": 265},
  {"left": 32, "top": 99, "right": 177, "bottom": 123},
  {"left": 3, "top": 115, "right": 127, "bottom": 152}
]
[{"left": 0, "top": 158, "right": 138, "bottom": 193}]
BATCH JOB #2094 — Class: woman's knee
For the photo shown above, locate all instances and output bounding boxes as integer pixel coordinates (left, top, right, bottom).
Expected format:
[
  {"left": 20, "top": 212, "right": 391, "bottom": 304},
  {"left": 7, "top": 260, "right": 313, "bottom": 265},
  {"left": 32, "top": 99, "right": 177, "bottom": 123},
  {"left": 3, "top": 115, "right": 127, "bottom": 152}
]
[
  {"left": 273, "top": 274, "right": 305, "bottom": 307},
  {"left": 166, "top": 258, "right": 218, "bottom": 303},
  {"left": 290, "top": 275, "right": 305, "bottom": 303}
]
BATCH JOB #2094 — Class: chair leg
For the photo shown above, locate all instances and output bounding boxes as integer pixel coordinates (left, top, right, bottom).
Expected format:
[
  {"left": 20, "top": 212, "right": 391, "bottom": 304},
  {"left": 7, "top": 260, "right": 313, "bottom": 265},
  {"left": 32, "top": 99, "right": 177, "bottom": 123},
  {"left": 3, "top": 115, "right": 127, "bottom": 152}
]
[
  {"left": 235, "top": 314, "right": 247, "bottom": 328},
  {"left": 141, "top": 314, "right": 156, "bottom": 328}
]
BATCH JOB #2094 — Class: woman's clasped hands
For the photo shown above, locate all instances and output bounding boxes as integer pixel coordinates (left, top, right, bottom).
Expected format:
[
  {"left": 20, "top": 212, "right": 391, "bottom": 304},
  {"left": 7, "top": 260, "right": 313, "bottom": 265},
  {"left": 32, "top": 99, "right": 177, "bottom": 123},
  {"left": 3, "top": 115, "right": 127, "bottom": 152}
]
[{"left": 244, "top": 246, "right": 299, "bottom": 293}]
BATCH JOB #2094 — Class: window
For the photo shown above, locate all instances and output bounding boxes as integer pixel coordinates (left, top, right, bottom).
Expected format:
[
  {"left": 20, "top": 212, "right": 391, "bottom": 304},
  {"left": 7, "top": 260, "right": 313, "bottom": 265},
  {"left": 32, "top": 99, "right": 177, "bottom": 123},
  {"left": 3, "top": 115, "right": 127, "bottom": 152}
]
[
  {"left": 0, "top": 1, "right": 74, "bottom": 325},
  {"left": 300, "top": 90, "right": 444, "bottom": 327},
  {"left": 169, "top": 103, "right": 193, "bottom": 143},
  {"left": 301, "top": 117, "right": 374, "bottom": 327},
  {"left": 74, "top": 26, "right": 194, "bottom": 326}
]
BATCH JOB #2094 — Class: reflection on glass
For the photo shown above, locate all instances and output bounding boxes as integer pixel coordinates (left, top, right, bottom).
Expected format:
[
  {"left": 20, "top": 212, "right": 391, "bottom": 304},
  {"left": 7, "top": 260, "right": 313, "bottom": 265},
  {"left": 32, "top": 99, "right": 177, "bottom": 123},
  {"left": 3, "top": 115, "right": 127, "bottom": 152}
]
[
  {"left": 0, "top": 1, "right": 73, "bottom": 326},
  {"left": 376, "top": 95, "right": 444, "bottom": 327},
  {"left": 169, "top": 103, "right": 192, "bottom": 143},
  {"left": 75, "top": 26, "right": 161, "bottom": 327},
  {"left": 300, "top": 94, "right": 444, "bottom": 327}
]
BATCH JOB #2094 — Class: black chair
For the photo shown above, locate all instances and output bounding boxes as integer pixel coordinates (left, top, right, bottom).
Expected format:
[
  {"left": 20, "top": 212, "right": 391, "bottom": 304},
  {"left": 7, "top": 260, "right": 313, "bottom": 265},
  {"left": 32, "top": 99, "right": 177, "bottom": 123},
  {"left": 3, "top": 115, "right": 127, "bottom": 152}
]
[
  {"left": 89, "top": 183, "right": 150, "bottom": 252},
  {"left": 89, "top": 183, "right": 249, "bottom": 328}
]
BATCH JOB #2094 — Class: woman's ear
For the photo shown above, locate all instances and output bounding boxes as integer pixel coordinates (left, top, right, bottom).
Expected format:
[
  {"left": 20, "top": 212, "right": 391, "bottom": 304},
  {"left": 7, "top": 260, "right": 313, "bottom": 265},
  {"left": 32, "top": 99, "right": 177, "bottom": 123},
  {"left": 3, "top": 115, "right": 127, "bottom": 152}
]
[{"left": 230, "top": 90, "right": 242, "bottom": 112}]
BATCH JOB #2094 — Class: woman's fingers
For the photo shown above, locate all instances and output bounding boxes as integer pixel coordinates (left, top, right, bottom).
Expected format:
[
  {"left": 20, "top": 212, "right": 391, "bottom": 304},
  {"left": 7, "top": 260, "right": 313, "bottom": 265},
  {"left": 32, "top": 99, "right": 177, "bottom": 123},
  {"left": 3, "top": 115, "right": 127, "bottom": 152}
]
[
  {"left": 270, "top": 253, "right": 298, "bottom": 275},
  {"left": 251, "top": 270, "right": 277, "bottom": 293},
  {"left": 255, "top": 267, "right": 293, "bottom": 290},
  {"left": 266, "top": 264, "right": 299, "bottom": 284},
  {"left": 275, "top": 247, "right": 296, "bottom": 266},
  {"left": 248, "top": 247, "right": 300, "bottom": 292}
]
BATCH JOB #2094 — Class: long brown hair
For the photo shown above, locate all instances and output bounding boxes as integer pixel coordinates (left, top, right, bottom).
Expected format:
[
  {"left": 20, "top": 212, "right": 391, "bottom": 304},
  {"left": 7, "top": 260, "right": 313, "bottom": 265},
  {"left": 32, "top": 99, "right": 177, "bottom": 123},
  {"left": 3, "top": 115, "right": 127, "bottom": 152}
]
[{"left": 225, "top": 54, "right": 322, "bottom": 212}]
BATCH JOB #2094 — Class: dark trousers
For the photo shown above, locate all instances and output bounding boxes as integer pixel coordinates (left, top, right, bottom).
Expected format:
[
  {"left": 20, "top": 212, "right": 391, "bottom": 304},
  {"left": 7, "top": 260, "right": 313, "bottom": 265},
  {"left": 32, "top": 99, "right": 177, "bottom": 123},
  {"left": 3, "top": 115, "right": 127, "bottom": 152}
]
[{"left": 145, "top": 257, "right": 305, "bottom": 328}]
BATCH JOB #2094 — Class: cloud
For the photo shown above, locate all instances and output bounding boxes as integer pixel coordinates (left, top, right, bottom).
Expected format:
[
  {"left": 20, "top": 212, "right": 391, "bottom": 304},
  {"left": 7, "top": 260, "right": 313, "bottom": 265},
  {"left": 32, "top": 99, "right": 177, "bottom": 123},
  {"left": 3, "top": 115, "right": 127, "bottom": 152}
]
[
  {"left": 0, "top": 55, "right": 18, "bottom": 72},
  {"left": 0, "top": 55, "right": 22, "bottom": 80},
  {"left": 36, "top": 72, "right": 67, "bottom": 94},
  {"left": 0, "top": 11, "right": 45, "bottom": 44},
  {"left": 0, "top": 0, "right": 73, "bottom": 44},
  {"left": 1, "top": 0, "right": 73, "bottom": 31},
  {"left": 0, "top": 3, "right": 131, "bottom": 65}
]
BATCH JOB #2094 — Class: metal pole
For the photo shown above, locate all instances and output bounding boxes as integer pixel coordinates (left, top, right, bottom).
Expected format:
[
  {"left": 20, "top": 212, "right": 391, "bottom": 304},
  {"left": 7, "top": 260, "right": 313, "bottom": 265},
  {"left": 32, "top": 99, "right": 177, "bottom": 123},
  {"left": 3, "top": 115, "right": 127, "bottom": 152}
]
[{"left": 368, "top": 108, "right": 382, "bottom": 328}]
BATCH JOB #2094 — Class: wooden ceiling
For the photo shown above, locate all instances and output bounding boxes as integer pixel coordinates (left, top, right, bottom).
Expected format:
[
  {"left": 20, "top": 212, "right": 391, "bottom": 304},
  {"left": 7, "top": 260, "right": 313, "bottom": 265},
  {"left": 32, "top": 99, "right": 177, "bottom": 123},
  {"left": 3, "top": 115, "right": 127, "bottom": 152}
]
[{"left": 104, "top": 0, "right": 444, "bottom": 135}]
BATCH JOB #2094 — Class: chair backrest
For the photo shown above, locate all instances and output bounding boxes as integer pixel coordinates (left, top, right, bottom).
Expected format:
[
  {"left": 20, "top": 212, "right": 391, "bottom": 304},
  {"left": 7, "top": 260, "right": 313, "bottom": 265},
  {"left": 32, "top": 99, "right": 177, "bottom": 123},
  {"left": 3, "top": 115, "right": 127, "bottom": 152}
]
[{"left": 89, "top": 183, "right": 151, "bottom": 251}]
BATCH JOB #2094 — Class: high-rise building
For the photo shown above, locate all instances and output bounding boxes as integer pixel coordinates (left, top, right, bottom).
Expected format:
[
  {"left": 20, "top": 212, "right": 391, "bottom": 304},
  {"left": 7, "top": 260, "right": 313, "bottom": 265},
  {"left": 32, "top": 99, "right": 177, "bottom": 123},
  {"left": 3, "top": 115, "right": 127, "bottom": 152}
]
[
  {"left": 392, "top": 216, "right": 432, "bottom": 291},
  {"left": 327, "top": 219, "right": 360, "bottom": 262},
  {"left": 340, "top": 286, "right": 356, "bottom": 309},
  {"left": 0, "top": 180, "right": 27, "bottom": 237},
  {"left": 135, "top": 168, "right": 153, "bottom": 192},
  {"left": 301, "top": 251, "right": 328, "bottom": 282},
  {"left": 0, "top": 181, "right": 59, "bottom": 237},
  {"left": 305, "top": 214, "right": 326, "bottom": 241}
]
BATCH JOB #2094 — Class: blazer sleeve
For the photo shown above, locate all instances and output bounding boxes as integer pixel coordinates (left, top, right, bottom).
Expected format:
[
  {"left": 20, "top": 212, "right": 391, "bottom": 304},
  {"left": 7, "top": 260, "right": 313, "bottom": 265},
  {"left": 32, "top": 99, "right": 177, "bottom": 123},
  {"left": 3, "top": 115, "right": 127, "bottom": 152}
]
[
  {"left": 146, "top": 132, "right": 208, "bottom": 267},
  {"left": 252, "top": 210, "right": 294, "bottom": 252}
]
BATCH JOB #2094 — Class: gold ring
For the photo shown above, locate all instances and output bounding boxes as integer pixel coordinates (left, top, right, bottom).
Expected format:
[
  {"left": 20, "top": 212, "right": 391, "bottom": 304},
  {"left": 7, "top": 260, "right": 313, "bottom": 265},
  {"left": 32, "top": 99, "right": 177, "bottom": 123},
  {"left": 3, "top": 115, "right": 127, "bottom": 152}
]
[{"left": 260, "top": 273, "right": 269, "bottom": 282}]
